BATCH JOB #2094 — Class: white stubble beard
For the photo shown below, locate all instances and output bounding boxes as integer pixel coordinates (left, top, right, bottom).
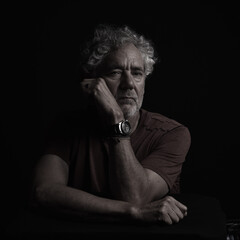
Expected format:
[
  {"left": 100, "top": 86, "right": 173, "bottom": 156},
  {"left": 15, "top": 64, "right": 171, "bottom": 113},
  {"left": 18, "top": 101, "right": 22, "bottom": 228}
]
[{"left": 118, "top": 95, "right": 144, "bottom": 120}]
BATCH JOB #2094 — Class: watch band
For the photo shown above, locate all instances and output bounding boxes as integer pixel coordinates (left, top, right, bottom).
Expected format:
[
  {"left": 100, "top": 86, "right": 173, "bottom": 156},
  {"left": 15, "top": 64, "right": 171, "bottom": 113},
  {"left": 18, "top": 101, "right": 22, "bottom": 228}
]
[{"left": 110, "top": 120, "right": 131, "bottom": 136}]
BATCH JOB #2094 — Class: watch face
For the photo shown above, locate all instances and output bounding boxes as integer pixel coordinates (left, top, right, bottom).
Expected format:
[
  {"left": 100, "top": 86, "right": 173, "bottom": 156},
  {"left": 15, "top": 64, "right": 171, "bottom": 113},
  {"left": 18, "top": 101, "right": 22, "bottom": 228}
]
[{"left": 122, "top": 121, "right": 131, "bottom": 134}]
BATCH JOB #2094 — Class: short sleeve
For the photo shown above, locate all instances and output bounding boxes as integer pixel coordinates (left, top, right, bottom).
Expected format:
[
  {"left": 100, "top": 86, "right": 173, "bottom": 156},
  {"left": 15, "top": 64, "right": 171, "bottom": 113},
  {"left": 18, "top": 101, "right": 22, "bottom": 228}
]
[{"left": 141, "top": 126, "right": 191, "bottom": 192}]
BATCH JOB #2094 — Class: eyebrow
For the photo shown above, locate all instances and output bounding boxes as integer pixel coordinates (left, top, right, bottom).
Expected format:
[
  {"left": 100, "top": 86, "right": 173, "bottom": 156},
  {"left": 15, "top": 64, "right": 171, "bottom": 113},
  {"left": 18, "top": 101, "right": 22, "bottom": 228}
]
[
  {"left": 106, "top": 64, "right": 144, "bottom": 72},
  {"left": 131, "top": 66, "right": 144, "bottom": 72}
]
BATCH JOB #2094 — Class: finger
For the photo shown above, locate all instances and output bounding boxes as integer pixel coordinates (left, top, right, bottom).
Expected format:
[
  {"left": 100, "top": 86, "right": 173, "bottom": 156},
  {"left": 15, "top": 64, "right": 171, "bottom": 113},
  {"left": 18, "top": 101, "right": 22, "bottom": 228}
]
[
  {"left": 94, "top": 77, "right": 112, "bottom": 94},
  {"left": 172, "top": 198, "right": 188, "bottom": 214},
  {"left": 170, "top": 205, "right": 184, "bottom": 219},
  {"left": 164, "top": 196, "right": 187, "bottom": 216},
  {"left": 159, "top": 213, "right": 173, "bottom": 225},
  {"left": 159, "top": 203, "right": 179, "bottom": 224},
  {"left": 173, "top": 205, "right": 187, "bottom": 218},
  {"left": 167, "top": 207, "right": 180, "bottom": 223},
  {"left": 85, "top": 78, "right": 109, "bottom": 96}
]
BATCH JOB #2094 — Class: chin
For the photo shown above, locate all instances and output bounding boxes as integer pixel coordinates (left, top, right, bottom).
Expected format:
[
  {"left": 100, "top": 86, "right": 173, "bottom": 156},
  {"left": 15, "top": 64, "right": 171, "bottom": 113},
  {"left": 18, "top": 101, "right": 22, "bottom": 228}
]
[{"left": 121, "top": 104, "right": 139, "bottom": 119}]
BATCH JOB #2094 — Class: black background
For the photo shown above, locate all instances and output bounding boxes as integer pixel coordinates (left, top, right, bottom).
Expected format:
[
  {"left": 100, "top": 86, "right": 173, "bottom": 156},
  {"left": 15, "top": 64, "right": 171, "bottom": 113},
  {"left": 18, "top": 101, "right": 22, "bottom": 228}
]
[{"left": 2, "top": 2, "right": 239, "bottom": 227}]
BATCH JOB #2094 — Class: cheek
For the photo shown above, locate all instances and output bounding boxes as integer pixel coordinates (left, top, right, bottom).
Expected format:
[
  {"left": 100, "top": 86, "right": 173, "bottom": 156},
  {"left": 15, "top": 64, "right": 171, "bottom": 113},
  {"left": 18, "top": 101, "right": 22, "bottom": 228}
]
[{"left": 137, "top": 82, "right": 145, "bottom": 98}]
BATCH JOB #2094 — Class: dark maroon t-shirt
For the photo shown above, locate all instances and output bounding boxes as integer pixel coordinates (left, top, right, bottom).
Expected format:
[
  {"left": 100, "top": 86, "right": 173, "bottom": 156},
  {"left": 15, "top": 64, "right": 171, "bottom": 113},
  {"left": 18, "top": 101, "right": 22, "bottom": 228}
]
[{"left": 43, "top": 108, "right": 191, "bottom": 197}]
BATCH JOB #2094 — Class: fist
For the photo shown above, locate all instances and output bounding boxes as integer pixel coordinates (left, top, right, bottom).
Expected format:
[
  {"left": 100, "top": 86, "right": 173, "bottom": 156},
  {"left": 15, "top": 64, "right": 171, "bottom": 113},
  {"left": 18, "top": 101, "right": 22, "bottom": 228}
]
[
  {"left": 80, "top": 78, "right": 124, "bottom": 125},
  {"left": 132, "top": 196, "right": 188, "bottom": 225}
]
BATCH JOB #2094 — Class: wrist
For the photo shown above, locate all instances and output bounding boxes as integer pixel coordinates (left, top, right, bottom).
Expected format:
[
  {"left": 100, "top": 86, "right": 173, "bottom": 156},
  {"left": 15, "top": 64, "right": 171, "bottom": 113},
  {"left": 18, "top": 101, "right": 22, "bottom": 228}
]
[
  {"left": 107, "top": 120, "right": 131, "bottom": 137},
  {"left": 110, "top": 110, "right": 124, "bottom": 125},
  {"left": 129, "top": 205, "right": 141, "bottom": 221}
]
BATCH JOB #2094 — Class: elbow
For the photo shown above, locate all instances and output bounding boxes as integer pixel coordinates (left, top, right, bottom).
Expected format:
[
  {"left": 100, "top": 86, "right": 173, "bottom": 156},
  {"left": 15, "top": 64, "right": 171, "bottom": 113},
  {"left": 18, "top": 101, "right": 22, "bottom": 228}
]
[
  {"left": 116, "top": 183, "right": 154, "bottom": 207},
  {"left": 32, "top": 184, "right": 50, "bottom": 207},
  {"left": 126, "top": 186, "right": 168, "bottom": 207},
  {"left": 124, "top": 192, "right": 149, "bottom": 207}
]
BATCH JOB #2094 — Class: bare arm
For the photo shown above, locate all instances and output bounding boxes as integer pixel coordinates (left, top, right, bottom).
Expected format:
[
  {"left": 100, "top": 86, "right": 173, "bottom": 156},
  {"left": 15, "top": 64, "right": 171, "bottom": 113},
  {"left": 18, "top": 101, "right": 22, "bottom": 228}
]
[
  {"left": 31, "top": 154, "right": 187, "bottom": 224},
  {"left": 32, "top": 154, "right": 134, "bottom": 221},
  {"left": 106, "top": 137, "right": 168, "bottom": 206}
]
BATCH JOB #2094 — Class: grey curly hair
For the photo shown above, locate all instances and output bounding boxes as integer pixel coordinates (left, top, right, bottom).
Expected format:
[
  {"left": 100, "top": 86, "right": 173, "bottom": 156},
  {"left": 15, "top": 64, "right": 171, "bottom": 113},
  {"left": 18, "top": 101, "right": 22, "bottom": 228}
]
[{"left": 79, "top": 24, "right": 157, "bottom": 77}]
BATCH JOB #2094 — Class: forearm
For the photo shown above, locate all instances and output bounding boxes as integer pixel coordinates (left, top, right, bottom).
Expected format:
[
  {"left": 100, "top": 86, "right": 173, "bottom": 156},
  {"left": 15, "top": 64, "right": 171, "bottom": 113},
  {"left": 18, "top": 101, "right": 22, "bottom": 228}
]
[
  {"left": 106, "top": 137, "right": 150, "bottom": 205},
  {"left": 32, "top": 183, "right": 187, "bottom": 225},
  {"left": 33, "top": 183, "right": 134, "bottom": 221}
]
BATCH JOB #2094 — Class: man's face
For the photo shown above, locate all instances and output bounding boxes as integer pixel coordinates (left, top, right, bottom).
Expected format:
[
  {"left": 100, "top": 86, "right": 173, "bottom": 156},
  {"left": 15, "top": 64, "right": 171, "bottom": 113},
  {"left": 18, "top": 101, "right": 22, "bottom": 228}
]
[{"left": 97, "top": 43, "right": 146, "bottom": 119}]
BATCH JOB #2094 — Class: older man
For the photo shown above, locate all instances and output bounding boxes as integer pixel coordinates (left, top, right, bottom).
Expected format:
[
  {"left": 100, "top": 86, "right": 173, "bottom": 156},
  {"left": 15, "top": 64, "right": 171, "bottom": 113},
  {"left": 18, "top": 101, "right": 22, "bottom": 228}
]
[{"left": 32, "top": 24, "right": 191, "bottom": 225}]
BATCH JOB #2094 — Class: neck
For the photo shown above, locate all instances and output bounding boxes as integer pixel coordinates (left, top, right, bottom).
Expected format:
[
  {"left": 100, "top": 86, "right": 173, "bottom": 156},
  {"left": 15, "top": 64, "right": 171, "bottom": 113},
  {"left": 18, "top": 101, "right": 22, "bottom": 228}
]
[{"left": 127, "top": 110, "right": 140, "bottom": 135}]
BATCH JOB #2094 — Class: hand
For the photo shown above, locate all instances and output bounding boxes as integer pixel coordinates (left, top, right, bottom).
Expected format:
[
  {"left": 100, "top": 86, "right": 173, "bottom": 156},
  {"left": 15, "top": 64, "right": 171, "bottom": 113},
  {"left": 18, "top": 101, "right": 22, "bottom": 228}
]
[
  {"left": 80, "top": 78, "right": 124, "bottom": 125},
  {"left": 131, "top": 196, "right": 188, "bottom": 225}
]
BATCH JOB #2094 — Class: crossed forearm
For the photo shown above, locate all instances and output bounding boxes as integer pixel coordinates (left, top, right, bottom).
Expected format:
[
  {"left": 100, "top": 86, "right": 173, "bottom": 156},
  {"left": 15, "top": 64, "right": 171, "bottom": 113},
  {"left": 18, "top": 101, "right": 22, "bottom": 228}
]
[
  {"left": 32, "top": 153, "right": 187, "bottom": 225},
  {"left": 106, "top": 137, "right": 150, "bottom": 206},
  {"left": 34, "top": 182, "right": 135, "bottom": 221},
  {"left": 34, "top": 182, "right": 187, "bottom": 225}
]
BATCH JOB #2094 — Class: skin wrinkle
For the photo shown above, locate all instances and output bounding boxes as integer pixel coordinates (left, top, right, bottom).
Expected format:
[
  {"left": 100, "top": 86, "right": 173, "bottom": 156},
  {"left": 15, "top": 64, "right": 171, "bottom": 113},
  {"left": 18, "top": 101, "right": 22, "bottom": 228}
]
[{"left": 99, "top": 43, "right": 145, "bottom": 120}]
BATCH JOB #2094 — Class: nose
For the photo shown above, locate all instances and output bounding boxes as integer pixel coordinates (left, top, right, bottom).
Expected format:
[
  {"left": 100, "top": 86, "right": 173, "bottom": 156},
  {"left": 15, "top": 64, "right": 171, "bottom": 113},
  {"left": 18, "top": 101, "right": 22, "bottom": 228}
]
[{"left": 119, "top": 71, "right": 134, "bottom": 90}]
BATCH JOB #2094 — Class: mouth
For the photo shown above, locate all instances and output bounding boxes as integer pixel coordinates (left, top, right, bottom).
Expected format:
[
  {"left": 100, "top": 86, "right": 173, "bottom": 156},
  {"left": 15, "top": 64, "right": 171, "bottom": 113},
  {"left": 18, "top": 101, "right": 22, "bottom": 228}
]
[
  {"left": 118, "top": 97, "right": 136, "bottom": 104},
  {"left": 118, "top": 96, "right": 136, "bottom": 100}
]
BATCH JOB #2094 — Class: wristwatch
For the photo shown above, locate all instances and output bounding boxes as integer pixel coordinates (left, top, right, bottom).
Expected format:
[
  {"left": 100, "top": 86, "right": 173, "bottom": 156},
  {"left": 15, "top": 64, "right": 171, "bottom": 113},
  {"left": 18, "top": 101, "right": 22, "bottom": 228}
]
[{"left": 110, "top": 120, "right": 131, "bottom": 136}]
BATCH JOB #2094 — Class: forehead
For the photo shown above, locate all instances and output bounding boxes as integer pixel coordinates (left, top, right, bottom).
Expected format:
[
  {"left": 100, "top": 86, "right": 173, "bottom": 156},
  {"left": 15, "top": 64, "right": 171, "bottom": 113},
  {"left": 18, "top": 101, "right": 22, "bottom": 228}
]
[{"left": 102, "top": 43, "right": 144, "bottom": 69}]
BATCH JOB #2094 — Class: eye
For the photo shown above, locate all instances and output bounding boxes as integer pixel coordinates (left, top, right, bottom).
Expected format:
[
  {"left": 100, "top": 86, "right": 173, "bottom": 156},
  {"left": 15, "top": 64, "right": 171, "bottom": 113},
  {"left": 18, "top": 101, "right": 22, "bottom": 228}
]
[
  {"left": 132, "top": 70, "right": 144, "bottom": 80},
  {"left": 106, "top": 70, "right": 122, "bottom": 79},
  {"left": 132, "top": 71, "right": 143, "bottom": 76},
  {"left": 110, "top": 71, "right": 122, "bottom": 75}
]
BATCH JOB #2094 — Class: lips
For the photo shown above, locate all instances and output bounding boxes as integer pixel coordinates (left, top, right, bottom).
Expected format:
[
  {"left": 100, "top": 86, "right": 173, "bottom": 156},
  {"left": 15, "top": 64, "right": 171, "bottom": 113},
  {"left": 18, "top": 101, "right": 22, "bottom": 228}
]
[{"left": 118, "top": 97, "right": 136, "bottom": 102}]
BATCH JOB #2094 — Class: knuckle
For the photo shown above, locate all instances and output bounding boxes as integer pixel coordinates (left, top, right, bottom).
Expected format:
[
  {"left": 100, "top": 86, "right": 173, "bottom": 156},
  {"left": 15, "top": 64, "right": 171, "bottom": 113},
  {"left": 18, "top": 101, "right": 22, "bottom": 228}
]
[
  {"left": 94, "top": 78, "right": 105, "bottom": 90},
  {"left": 92, "top": 90, "right": 97, "bottom": 96},
  {"left": 161, "top": 211, "right": 166, "bottom": 216},
  {"left": 162, "top": 202, "right": 168, "bottom": 207},
  {"left": 166, "top": 196, "right": 173, "bottom": 202},
  {"left": 96, "top": 77, "right": 103, "bottom": 83},
  {"left": 161, "top": 209, "right": 166, "bottom": 215},
  {"left": 93, "top": 82, "right": 101, "bottom": 92},
  {"left": 159, "top": 206, "right": 167, "bottom": 214}
]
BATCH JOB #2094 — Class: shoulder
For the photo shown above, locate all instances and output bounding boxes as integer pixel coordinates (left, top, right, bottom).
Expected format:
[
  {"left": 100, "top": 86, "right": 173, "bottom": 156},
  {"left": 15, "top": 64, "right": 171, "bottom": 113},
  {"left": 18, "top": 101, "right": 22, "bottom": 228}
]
[
  {"left": 140, "top": 109, "right": 191, "bottom": 151},
  {"left": 140, "top": 109, "right": 191, "bottom": 146},
  {"left": 141, "top": 109, "right": 186, "bottom": 132}
]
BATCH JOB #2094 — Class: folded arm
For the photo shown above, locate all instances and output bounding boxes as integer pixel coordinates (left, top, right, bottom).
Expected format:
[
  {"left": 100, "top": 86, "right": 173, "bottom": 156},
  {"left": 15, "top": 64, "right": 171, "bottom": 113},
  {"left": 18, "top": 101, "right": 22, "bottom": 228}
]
[{"left": 31, "top": 154, "right": 187, "bottom": 224}]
